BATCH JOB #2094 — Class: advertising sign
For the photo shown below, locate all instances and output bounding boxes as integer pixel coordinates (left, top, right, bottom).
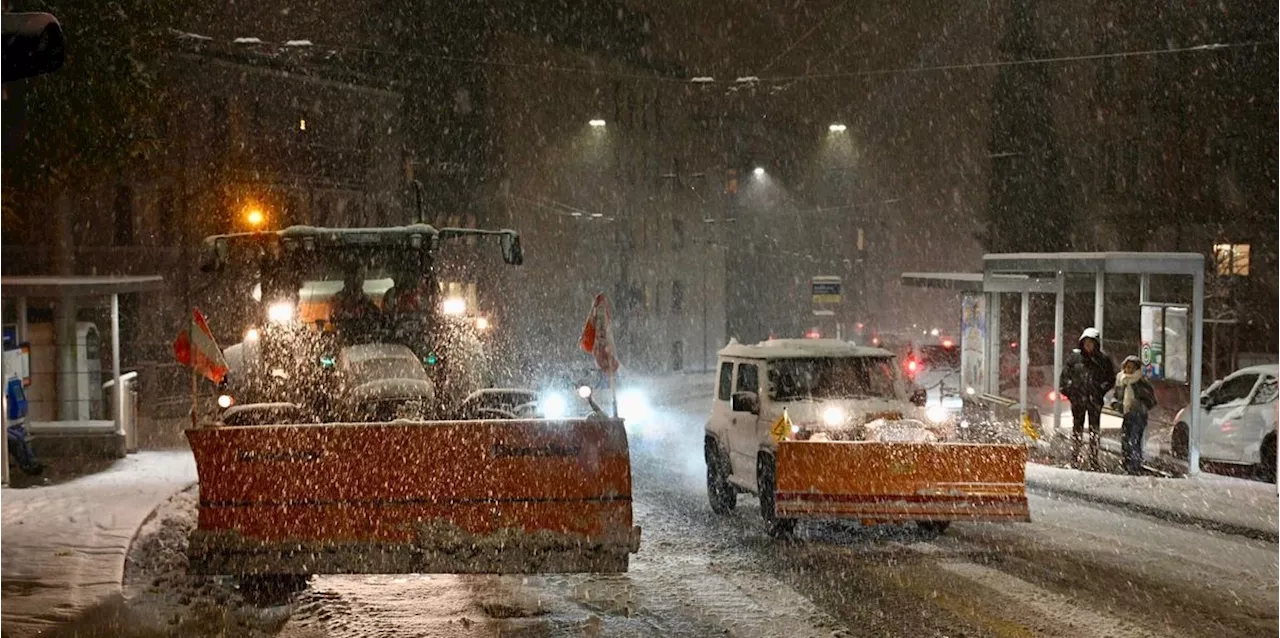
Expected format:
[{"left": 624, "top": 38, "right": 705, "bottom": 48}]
[
  {"left": 1140, "top": 304, "right": 1187, "bottom": 381},
  {"left": 1163, "top": 307, "right": 1188, "bottom": 383},
  {"left": 960, "top": 293, "right": 987, "bottom": 394},
  {"left": 1140, "top": 305, "right": 1163, "bottom": 379}
]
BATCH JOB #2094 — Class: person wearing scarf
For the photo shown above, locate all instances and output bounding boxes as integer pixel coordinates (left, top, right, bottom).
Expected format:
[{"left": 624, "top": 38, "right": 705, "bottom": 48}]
[{"left": 1112, "top": 355, "right": 1157, "bottom": 475}]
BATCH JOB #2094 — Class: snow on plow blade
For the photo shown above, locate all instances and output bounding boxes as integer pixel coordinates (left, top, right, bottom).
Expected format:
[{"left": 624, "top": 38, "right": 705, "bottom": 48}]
[
  {"left": 185, "top": 419, "right": 640, "bottom": 576},
  {"left": 775, "top": 441, "right": 1030, "bottom": 523}
]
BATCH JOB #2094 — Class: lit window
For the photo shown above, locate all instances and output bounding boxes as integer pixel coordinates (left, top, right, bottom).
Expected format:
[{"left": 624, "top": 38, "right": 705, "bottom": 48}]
[{"left": 1214, "top": 243, "right": 1250, "bottom": 276}]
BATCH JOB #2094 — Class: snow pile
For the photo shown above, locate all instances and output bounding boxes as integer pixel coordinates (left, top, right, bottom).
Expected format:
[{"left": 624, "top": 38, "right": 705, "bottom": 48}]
[{"left": 121, "top": 487, "right": 293, "bottom": 636}]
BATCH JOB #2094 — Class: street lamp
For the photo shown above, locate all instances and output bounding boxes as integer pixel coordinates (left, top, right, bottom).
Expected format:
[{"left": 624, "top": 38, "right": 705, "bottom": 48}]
[
  {"left": 245, "top": 207, "right": 266, "bottom": 228},
  {"left": 828, "top": 123, "right": 847, "bottom": 133},
  {"left": 752, "top": 167, "right": 765, "bottom": 177},
  {"left": 588, "top": 119, "right": 606, "bottom": 128}
]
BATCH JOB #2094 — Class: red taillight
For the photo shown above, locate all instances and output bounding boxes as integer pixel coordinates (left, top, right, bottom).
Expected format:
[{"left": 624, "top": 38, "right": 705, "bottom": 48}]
[
  {"left": 1047, "top": 390, "right": 1069, "bottom": 403},
  {"left": 907, "top": 359, "right": 920, "bottom": 373}
]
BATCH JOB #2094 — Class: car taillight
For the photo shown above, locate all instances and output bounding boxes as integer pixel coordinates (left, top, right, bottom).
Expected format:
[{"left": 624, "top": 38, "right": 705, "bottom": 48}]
[{"left": 907, "top": 359, "right": 920, "bottom": 373}]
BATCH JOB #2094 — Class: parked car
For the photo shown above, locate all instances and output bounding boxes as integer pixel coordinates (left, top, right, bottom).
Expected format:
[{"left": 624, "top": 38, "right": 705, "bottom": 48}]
[{"left": 1172, "top": 364, "right": 1278, "bottom": 482}]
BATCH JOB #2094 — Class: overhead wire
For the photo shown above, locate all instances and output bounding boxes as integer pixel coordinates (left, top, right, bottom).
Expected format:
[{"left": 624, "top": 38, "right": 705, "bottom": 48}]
[
  {"left": 171, "top": 30, "right": 1274, "bottom": 86},
  {"left": 757, "top": 0, "right": 853, "bottom": 75}
]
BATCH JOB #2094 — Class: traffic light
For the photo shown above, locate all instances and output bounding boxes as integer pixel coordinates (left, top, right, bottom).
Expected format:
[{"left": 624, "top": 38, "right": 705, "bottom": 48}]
[{"left": 3, "top": 13, "right": 65, "bottom": 83}]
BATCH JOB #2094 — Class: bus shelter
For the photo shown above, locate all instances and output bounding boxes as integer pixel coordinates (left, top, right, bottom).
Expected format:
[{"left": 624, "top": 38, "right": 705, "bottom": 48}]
[
  {"left": 903, "top": 252, "right": 1207, "bottom": 474},
  {"left": 1, "top": 275, "right": 164, "bottom": 485}
]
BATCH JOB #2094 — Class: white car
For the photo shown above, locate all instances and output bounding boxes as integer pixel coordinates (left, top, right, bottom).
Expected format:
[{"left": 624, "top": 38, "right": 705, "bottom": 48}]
[{"left": 1173, "top": 364, "right": 1277, "bottom": 482}]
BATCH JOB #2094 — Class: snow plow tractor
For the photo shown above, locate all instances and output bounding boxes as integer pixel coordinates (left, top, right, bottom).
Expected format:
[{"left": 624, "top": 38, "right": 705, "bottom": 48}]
[
  {"left": 704, "top": 339, "right": 1029, "bottom": 537},
  {"left": 187, "top": 224, "right": 640, "bottom": 577}
]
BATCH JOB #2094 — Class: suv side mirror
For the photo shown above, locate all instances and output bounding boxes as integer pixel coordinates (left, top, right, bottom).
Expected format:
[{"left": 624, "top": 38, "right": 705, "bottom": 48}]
[
  {"left": 909, "top": 388, "right": 928, "bottom": 407},
  {"left": 3, "top": 13, "right": 65, "bottom": 83},
  {"left": 731, "top": 391, "right": 760, "bottom": 415}
]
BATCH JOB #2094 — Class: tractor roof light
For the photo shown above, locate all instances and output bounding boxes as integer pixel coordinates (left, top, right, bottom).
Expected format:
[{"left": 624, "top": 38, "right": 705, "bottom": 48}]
[{"left": 267, "top": 301, "right": 295, "bottom": 324}]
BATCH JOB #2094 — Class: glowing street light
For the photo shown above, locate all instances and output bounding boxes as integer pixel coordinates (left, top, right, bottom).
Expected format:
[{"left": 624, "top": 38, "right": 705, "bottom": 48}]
[
  {"left": 475, "top": 316, "right": 490, "bottom": 331},
  {"left": 752, "top": 167, "right": 765, "bottom": 177},
  {"left": 828, "top": 123, "right": 847, "bottom": 133},
  {"left": 588, "top": 119, "right": 606, "bottom": 127}
]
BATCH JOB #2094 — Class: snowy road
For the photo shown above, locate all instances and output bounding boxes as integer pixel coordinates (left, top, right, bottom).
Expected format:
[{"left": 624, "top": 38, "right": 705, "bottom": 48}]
[{"left": 268, "top": 397, "right": 1277, "bottom": 638}]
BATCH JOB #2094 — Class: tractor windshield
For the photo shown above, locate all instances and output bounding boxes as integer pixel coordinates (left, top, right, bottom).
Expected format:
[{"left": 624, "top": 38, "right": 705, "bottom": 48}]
[{"left": 769, "top": 356, "right": 899, "bottom": 402}]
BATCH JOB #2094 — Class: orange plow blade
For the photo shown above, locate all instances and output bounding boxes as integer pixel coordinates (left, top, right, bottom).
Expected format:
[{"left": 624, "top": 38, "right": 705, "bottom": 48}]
[
  {"left": 775, "top": 441, "right": 1030, "bottom": 523},
  {"left": 186, "top": 419, "right": 640, "bottom": 575}
]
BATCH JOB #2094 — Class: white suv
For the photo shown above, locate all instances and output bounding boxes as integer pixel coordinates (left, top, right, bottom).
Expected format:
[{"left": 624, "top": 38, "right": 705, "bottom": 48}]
[
  {"left": 1173, "top": 364, "right": 1278, "bottom": 482},
  {"left": 703, "top": 339, "right": 937, "bottom": 533}
]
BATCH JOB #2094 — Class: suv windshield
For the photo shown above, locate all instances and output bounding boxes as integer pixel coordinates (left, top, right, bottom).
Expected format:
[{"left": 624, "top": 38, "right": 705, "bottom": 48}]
[
  {"left": 348, "top": 357, "right": 429, "bottom": 385},
  {"left": 769, "top": 357, "right": 899, "bottom": 401}
]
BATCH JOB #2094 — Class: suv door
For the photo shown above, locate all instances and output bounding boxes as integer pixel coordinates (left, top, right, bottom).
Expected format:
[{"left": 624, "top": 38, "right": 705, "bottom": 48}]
[
  {"left": 1203, "top": 372, "right": 1260, "bottom": 461},
  {"left": 708, "top": 359, "right": 735, "bottom": 446},
  {"left": 729, "top": 361, "right": 762, "bottom": 486}
]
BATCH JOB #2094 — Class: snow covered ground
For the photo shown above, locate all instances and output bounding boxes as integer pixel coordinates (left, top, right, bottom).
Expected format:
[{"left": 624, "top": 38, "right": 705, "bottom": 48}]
[
  {"left": 1, "top": 451, "right": 197, "bottom": 638},
  {"left": 1026, "top": 462, "right": 1278, "bottom": 538}
]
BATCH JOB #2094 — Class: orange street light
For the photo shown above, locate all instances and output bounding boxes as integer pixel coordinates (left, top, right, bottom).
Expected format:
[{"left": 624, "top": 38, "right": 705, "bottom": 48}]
[{"left": 245, "top": 208, "right": 266, "bottom": 228}]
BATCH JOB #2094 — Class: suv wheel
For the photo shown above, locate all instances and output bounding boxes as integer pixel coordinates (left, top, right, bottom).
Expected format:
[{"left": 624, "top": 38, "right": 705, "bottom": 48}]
[
  {"left": 705, "top": 439, "right": 736, "bottom": 514},
  {"left": 757, "top": 454, "right": 796, "bottom": 537}
]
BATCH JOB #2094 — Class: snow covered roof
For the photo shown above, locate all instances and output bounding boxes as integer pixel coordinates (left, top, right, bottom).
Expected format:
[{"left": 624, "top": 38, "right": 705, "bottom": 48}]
[
  {"left": 984, "top": 252, "right": 1205, "bottom": 276},
  {"left": 1, "top": 275, "right": 164, "bottom": 297},
  {"left": 718, "top": 338, "right": 893, "bottom": 360},
  {"left": 1232, "top": 364, "right": 1279, "bottom": 378}
]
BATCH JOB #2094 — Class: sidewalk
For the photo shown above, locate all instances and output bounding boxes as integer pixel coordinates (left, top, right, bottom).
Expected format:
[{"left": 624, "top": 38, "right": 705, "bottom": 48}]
[
  {"left": 1038, "top": 411, "right": 1171, "bottom": 461},
  {"left": 1026, "top": 462, "right": 1279, "bottom": 542},
  {"left": 1, "top": 451, "right": 197, "bottom": 638}
]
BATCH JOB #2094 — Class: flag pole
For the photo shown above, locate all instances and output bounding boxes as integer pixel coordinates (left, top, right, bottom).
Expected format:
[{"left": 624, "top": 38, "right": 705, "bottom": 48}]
[{"left": 189, "top": 310, "right": 198, "bottom": 428}]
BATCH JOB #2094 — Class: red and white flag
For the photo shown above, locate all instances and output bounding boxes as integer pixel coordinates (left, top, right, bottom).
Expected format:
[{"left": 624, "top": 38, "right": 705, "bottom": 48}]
[
  {"left": 579, "top": 294, "right": 619, "bottom": 374},
  {"left": 173, "top": 309, "right": 229, "bottom": 384}
]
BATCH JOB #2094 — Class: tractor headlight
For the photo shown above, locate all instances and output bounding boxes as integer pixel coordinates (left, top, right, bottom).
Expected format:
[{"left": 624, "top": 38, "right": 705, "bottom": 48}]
[
  {"left": 267, "top": 301, "right": 295, "bottom": 323},
  {"left": 926, "top": 404, "right": 949, "bottom": 423},
  {"left": 540, "top": 393, "right": 568, "bottom": 419},
  {"left": 618, "top": 388, "right": 651, "bottom": 424},
  {"left": 217, "top": 394, "right": 234, "bottom": 409},
  {"left": 822, "top": 405, "right": 846, "bottom": 426}
]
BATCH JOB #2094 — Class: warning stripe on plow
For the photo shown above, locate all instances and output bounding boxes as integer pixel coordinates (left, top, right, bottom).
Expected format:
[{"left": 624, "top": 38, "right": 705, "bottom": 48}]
[{"left": 774, "top": 441, "right": 1030, "bottom": 523}]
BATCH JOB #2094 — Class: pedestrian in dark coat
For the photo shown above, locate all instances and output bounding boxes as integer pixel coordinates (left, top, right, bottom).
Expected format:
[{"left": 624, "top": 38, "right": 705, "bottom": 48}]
[
  {"left": 1058, "top": 327, "right": 1116, "bottom": 469},
  {"left": 1113, "top": 355, "right": 1157, "bottom": 475}
]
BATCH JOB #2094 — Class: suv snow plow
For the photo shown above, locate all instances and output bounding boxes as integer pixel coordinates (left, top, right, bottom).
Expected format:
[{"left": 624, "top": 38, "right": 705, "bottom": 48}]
[
  {"left": 187, "top": 417, "right": 639, "bottom": 575},
  {"left": 773, "top": 441, "right": 1028, "bottom": 523}
]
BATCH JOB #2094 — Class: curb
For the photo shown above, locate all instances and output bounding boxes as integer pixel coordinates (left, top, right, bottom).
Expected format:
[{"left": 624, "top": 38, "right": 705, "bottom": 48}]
[
  {"left": 1026, "top": 479, "right": 1278, "bottom": 543},
  {"left": 119, "top": 481, "right": 198, "bottom": 587}
]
